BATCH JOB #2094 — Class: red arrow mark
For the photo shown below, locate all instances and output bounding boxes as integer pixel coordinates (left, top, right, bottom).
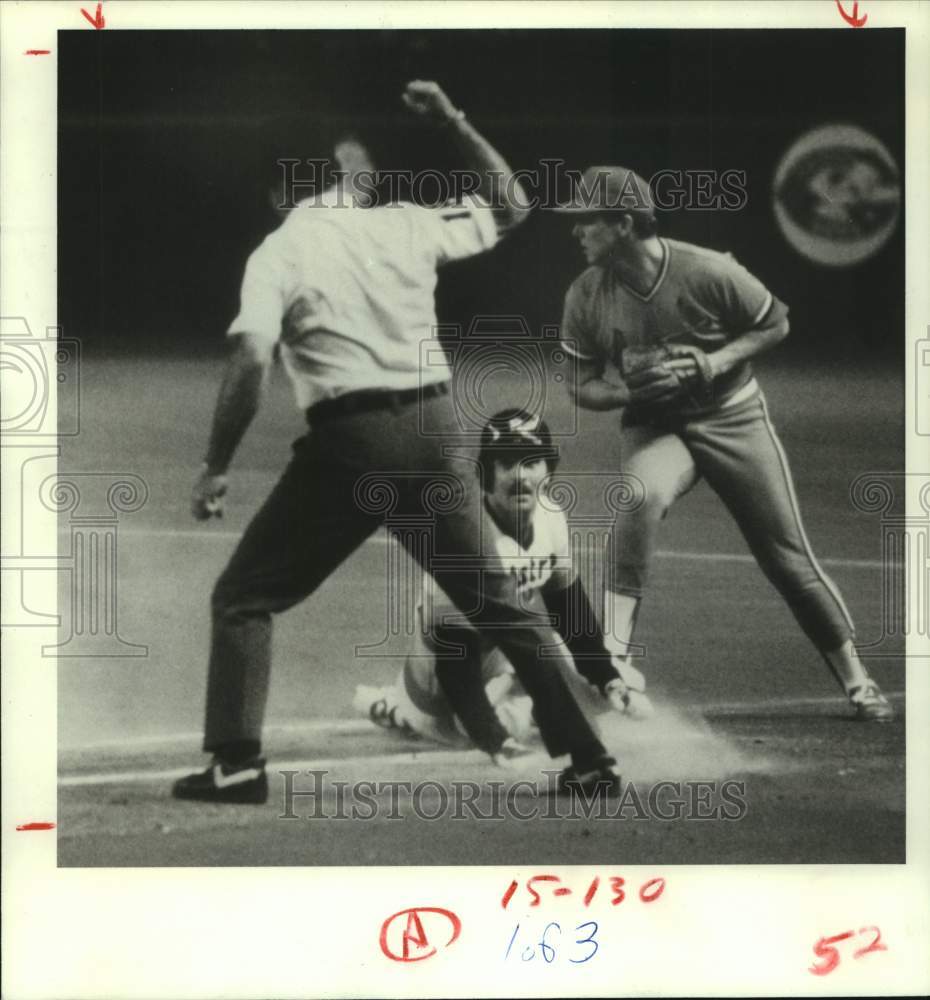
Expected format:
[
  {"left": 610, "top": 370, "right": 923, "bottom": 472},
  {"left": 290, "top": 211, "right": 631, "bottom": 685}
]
[
  {"left": 835, "top": 0, "right": 867, "bottom": 27},
  {"left": 25, "top": 50, "right": 51, "bottom": 56},
  {"left": 16, "top": 822, "right": 56, "bottom": 831},
  {"left": 80, "top": 2, "right": 106, "bottom": 29}
]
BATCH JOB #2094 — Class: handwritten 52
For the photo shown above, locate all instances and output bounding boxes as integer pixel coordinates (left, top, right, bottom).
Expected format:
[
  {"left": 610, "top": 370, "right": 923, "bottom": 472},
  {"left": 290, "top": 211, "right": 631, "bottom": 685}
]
[{"left": 809, "top": 926, "right": 886, "bottom": 976}]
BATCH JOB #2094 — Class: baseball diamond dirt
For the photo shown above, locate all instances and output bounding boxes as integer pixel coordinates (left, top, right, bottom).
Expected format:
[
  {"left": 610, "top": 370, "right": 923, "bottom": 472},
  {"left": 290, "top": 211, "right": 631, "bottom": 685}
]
[{"left": 56, "top": 354, "right": 904, "bottom": 866}]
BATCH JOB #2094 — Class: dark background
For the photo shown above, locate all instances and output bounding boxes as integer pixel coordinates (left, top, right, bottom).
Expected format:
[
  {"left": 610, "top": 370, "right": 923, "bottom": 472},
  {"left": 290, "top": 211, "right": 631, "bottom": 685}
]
[{"left": 58, "top": 28, "right": 904, "bottom": 360}]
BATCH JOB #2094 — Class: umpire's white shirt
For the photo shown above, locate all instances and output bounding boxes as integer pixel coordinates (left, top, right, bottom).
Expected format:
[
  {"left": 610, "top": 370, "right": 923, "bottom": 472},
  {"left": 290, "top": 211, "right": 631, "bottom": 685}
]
[{"left": 227, "top": 190, "right": 499, "bottom": 410}]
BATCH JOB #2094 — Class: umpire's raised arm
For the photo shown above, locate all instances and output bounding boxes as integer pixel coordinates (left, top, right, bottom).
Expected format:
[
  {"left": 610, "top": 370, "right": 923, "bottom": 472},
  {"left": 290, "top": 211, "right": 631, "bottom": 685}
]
[{"left": 401, "top": 80, "right": 531, "bottom": 232}]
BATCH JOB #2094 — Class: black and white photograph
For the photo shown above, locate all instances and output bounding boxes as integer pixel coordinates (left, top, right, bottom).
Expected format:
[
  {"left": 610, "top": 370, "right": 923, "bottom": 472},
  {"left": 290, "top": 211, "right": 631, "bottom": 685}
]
[
  {"left": 2, "top": 1, "right": 928, "bottom": 996},
  {"left": 53, "top": 18, "right": 907, "bottom": 866}
]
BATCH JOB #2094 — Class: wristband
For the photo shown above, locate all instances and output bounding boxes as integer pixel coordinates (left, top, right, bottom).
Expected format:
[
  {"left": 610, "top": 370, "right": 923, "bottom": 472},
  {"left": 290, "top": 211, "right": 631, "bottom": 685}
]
[{"left": 441, "top": 108, "right": 466, "bottom": 126}]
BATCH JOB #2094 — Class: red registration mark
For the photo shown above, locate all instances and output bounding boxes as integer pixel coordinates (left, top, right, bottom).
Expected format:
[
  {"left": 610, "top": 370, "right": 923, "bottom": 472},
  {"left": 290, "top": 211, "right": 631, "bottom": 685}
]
[{"left": 379, "top": 906, "right": 462, "bottom": 963}]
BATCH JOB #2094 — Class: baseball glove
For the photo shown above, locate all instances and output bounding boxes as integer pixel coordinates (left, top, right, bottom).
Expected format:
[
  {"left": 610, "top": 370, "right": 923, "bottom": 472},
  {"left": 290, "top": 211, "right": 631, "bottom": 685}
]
[{"left": 621, "top": 344, "right": 715, "bottom": 408}]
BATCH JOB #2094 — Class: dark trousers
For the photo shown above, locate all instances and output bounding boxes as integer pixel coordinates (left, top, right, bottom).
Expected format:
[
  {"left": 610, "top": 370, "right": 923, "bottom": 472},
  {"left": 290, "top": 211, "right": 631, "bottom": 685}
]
[{"left": 204, "top": 390, "right": 605, "bottom": 765}]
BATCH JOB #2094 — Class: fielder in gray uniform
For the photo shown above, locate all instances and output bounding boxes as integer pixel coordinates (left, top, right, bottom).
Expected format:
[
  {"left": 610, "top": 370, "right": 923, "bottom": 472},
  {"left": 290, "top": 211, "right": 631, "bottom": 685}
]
[
  {"left": 172, "top": 84, "right": 620, "bottom": 805},
  {"left": 555, "top": 165, "right": 892, "bottom": 723}
]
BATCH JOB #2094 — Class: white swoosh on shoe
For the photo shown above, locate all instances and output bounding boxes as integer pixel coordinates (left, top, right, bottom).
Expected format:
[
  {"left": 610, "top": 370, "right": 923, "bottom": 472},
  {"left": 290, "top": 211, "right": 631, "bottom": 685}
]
[{"left": 213, "top": 765, "right": 261, "bottom": 788}]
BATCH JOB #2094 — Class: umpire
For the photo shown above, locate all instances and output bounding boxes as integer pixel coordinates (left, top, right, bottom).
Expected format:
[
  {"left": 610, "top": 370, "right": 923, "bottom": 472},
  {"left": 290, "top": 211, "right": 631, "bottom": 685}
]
[{"left": 173, "top": 82, "right": 619, "bottom": 804}]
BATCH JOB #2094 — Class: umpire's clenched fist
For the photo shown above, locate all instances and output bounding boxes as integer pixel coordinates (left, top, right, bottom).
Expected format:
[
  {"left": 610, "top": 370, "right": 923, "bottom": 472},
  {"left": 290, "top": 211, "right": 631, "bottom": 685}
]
[
  {"left": 401, "top": 80, "right": 461, "bottom": 123},
  {"left": 191, "top": 467, "right": 228, "bottom": 520}
]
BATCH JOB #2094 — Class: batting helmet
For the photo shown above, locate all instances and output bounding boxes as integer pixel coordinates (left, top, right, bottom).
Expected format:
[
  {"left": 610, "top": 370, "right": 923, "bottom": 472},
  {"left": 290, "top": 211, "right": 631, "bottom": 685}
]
[{"left": 478, "top": 408, "right": 558, "bottom": 487}]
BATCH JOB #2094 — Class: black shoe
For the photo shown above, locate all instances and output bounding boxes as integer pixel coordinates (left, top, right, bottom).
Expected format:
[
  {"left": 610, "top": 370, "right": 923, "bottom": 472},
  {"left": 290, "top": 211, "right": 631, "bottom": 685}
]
[
  {"left": 171, "top": 756, "right": 268, "bottom": 804},
  {"left": 556, "top": 755, "right": 621, "bottom": 796}
]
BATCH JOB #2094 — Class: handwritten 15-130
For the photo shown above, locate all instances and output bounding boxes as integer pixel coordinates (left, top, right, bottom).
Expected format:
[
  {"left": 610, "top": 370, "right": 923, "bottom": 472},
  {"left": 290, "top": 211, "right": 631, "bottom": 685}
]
[{"left": 502, "top": 874, "right": 666, "bottom": 909}]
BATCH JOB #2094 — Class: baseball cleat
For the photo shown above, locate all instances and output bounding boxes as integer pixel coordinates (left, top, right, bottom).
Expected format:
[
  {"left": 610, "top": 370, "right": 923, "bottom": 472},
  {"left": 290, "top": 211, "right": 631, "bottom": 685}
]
[
  {"left": 613, "top": 657, "right": 647, "bottom": 693},
  {"left": 603, "top": 677, "right": 630, "bottom": 712},
  {"left": 555, "top": 755, "right": 622, "bottom": 797},
  {"left": 367, "top": 697, "right": 420, "bottom": 738},
  {"left": 623, "top": 689, "right": 655, "bottom": 720},
  {"left": 495, "top": 694, "right": 536, "bottom": 743},
  {"left": 171, "top": 757, "right": 268, "bottom": 804},
  {"left": 368, "top": 697, "right": 396, "bottom": 729},
  {"left": 490, "top": 736, "right": 534, "bottom": 768},
  {"left": 604, "top": 677, "right": 655, "bottom": 720},
  {"left": 848, "top": 681, "right": 894, "bottom": 722}
]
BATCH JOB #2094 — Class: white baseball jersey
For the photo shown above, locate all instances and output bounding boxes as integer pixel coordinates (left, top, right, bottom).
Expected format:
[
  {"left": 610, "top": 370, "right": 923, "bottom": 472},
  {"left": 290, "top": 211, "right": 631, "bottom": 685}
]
[
  {"left": 404, "top": 494, "right": 574, "bottom": 714},
  {"left": 475, "top": 495, "right": 572, "bottom": 601},
  {"left": 227, "top": 190, "right": 499, "bottom": 410}
]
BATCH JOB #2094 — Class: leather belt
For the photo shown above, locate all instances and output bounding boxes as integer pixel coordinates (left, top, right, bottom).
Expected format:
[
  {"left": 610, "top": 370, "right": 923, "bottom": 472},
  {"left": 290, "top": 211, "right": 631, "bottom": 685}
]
[{"left": 306, "top": 380, "right": 449, "bottom": 424}]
